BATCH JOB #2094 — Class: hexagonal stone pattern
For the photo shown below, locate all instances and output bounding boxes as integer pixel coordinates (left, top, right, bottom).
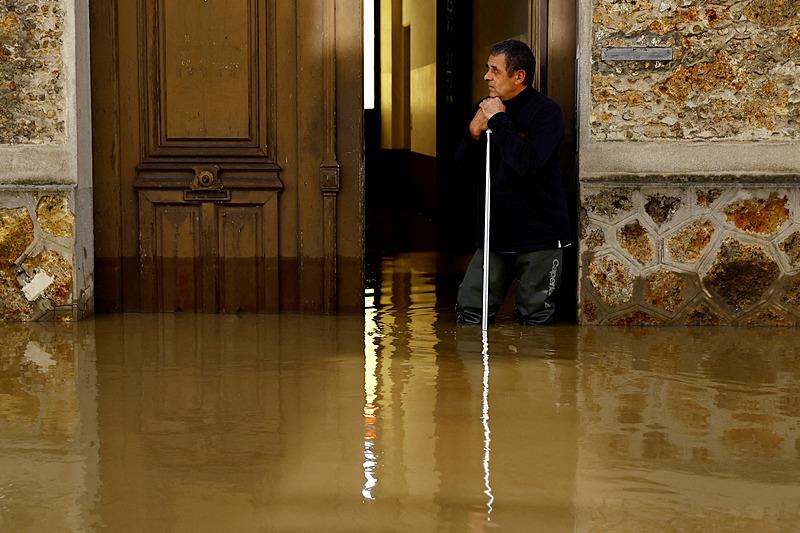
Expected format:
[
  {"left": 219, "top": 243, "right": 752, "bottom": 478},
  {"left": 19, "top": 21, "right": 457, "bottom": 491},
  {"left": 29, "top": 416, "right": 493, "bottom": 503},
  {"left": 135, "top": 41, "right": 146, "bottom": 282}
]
[
  {"left": 36, "top": 195, "right": 74, "bottom": 238},
  {"left": 587, "top": 255, "right": 635, "bottom": 307},
  {"left": 704, "top": 238, "right": 780, "bottom": 313},
  {"left": 0, "top": 207, "right": 34, "bottom": 263},
  {"left": 582, "top": 189, "right": 633, "bottom": 220},
  {"left": 579, "top": 182, "right": 800, "bottom": 326},
  {"left": 645, "top": 270, "right": 686, "bottom": 313},
  {"left": 645, "top": 194, "right": 681, "bottom": 225},
  {"left": 618, "top": 220, "right": 654, "bottom": 264},
  {"left": 724, "top": 193, "right": 789, "bottom": 235},
  {"left": 667, "top": 219, "right": 715, "bottom": 263}
]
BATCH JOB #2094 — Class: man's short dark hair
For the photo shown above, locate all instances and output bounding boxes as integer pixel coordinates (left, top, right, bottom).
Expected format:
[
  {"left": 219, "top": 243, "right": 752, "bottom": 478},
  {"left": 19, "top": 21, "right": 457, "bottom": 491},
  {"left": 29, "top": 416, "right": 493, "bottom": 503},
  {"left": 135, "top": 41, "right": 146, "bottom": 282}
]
[{"left": 490, "top": 39, "right": 536, "bottom": 87}]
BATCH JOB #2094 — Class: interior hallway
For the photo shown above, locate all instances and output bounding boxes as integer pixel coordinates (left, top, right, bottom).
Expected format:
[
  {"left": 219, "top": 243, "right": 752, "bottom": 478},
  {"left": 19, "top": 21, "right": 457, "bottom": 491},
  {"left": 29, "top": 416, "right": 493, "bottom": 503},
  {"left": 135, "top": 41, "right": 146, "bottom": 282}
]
[{"left": 2, "top": 253, "right": 800, "bottom": 531}]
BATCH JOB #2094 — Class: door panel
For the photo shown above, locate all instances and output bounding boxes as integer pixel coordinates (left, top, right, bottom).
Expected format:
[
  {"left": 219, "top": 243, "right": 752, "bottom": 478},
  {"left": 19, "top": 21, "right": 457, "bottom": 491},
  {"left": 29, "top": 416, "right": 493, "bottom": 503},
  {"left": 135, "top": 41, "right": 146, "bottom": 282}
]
[
  {"left": 90, "top": 0, "right": 363, "bottom": 314},
  {"left": 162, "top": 0, "right": 252, "bottom": 140},
  {"left": 158, "top": 205, "right": 202, "bottom": 312},
  {"left": 219, "top": 207, "right": 261, "bottom": 312}
]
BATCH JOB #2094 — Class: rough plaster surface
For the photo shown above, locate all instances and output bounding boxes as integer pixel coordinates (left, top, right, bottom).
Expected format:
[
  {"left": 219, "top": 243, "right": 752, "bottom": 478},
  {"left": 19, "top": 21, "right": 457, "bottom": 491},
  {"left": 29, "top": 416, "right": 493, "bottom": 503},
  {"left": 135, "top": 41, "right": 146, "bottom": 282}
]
[
  {"left": 580, "top": 180, "right": 800, "bottom": 326},
  {"left": 0, "top": 0, "right": 66, "bottom": 144},
  {"left": 591, "top": 0, "right": 800, "bottom": 141}
]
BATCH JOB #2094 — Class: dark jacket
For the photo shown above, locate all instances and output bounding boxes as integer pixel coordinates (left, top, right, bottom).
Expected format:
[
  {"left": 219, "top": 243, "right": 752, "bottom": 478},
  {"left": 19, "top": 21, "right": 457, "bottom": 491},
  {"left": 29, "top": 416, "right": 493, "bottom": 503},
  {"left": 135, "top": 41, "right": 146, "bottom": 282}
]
[{"left": 456, "top": 86, "right": 570, "bottom": 252}]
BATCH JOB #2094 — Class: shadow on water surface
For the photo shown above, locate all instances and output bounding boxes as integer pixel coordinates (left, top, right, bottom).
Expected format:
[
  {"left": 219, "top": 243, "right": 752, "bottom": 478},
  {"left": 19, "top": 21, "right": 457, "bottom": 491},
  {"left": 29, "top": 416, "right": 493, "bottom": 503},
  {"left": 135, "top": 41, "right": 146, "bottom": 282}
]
[{"left": 1, "top": 253, "right": 800, "bottom": 531}]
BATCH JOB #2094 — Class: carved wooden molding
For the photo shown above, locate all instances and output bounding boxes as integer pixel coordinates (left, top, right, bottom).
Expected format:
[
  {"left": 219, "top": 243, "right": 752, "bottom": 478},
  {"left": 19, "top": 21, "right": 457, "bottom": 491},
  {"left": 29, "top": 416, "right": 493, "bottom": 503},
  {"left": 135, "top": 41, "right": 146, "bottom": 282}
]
[
  {"left": 320, "top": 0, "right": 340, "bottom": 313},
  {"left": 136, "top": 0, "right": 280, "bottom": 179}
]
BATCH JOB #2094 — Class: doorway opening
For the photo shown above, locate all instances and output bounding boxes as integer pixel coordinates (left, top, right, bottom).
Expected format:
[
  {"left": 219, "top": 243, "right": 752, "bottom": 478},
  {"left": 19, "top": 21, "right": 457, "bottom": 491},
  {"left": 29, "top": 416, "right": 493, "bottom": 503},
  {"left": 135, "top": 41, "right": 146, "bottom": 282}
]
[{"left": 363, "top": 0, "right": 578, "bottom": 322}]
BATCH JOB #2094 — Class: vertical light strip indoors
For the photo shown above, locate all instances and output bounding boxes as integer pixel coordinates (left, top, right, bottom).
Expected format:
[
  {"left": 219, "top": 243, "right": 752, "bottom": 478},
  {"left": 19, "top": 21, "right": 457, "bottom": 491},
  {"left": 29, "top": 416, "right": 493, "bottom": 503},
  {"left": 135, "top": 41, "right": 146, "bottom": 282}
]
[{"left": 363, "top": 0, "right": 375, "bottom": 109}]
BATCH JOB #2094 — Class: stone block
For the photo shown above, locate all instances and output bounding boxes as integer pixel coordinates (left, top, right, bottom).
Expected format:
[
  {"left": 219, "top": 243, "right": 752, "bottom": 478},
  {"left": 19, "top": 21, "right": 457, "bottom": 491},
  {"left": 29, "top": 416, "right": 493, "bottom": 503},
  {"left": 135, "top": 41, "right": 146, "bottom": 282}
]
[
  {"left": 681, "top": 302, "right": 723, "bottom": 326},
  {"left": 724, "top": 192, "right": 790, "bottom": 235},
  {"left": 667, "top": 219, "right": 715, "bottom": 264},
  {"left": 645, "top": 269, "right": 687, "bottom": 314},
  {"left": 696, "top": 189, "right": 722, "bottom": 208},
  {"left": 617, "top": 219, "right": 654, "bottom": 264},
  {"left": 22, "top": 250, "right": 72, "bottom": 306},
  {"left": 36, "top": 195, "right": 74, "bottom": 238},
  {"left": 644, "top": 193, "right": 682, "bottom": 226},
  {"left": 0, "top": 264, "right": 31, "bottom": 320},
  {"left": 587, "top": 254, "right": 636, "bottom": 308},
  {"left": 0, "top": 207, "right": 34, "bottom": 263},
  {"left": 703, "top": 238, "right": 781, "bottom": 313},
  {"left": 582, "top": 188, "right": 633, "bottom": 221},
  {"left": 738, "top": 306, "right": 794, "bottom": 327}
]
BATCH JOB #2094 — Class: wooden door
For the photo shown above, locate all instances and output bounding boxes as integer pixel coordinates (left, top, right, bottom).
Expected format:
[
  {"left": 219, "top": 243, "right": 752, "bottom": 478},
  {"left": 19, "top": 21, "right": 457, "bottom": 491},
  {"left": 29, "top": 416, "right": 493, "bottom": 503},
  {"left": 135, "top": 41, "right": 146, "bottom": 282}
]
[{"left": 90, "top": 0, "right": 364, "bottom": 314}]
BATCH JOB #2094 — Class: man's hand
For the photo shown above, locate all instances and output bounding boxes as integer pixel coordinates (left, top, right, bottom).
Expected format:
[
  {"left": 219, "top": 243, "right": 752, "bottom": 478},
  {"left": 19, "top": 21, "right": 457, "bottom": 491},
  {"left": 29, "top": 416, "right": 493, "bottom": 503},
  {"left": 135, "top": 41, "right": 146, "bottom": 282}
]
[
  {"left": 468, "top": 108, "right": 489, "bottom": 140},
  {"left": 479, "top": 97, "right": 505, "bottom": 120}
]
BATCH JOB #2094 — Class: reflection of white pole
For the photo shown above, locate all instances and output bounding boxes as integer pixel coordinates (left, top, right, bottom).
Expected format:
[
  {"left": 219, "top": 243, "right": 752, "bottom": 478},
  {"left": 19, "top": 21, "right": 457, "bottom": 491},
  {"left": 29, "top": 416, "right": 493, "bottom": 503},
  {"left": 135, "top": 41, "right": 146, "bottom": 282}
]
[
  {"left": 481, "top": 330, "right": 494, "bottom": 516},
  {"left": 481, "top": 130, "right": 492, "bottom": 332},
  {"left": 362, "top": 289, "right": 379, "bottom": 501}
]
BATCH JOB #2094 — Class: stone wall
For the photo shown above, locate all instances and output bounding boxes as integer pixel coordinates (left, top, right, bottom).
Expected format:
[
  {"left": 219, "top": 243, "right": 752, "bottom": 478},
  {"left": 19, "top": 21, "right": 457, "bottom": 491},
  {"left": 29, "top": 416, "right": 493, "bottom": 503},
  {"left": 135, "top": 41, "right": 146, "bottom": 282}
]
[
  {"left": 580, "top": 179, "right": 800, "bottom": 325},
  {"left": 578, "top": 0, "right": 800, "bottom": 325},
  {"left": 0, "top": 0, "right": 66, "bottom": 144},
  {"left": 0, "top": 0, "right": 93, "bottom": 322},
  {"left": 0, "top": 188, "right": 90, "bottom": 320},
  {"left": 591, "top": 0, "right": 800, "bottom": 141}
]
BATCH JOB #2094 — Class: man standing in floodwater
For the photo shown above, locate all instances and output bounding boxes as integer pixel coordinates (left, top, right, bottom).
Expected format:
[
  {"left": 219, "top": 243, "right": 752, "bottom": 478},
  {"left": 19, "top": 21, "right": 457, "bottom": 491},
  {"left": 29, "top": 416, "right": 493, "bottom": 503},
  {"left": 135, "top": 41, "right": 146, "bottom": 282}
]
[{"left": 455, "top": 39, "right": 571, "bottom": 326}]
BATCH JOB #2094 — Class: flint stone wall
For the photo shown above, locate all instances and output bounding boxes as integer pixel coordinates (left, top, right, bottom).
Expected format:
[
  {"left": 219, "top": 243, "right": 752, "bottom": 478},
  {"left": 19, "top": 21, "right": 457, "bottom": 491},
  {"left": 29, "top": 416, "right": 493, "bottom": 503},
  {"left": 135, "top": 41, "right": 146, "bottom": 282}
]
[
  {"left": 591, "top": 0, "right": 800, "bottom": 141},
  {"left": 0, "top": 0, "right": 66, "bottom": 144}
]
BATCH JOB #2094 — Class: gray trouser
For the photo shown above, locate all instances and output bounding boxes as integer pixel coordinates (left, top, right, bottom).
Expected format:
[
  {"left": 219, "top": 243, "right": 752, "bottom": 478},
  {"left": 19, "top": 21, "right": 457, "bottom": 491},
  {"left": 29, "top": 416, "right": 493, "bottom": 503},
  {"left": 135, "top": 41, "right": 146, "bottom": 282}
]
[{"left": 456, "top": 248, "right": 563, "bottom": 325}]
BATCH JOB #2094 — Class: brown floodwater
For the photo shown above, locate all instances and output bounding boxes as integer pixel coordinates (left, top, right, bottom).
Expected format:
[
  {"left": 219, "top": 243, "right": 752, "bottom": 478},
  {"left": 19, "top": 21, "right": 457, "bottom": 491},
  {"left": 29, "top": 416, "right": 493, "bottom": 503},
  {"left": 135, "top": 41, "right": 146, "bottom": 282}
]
[{"left": 2, "top": 253, "right": 800, "bottom": 532}]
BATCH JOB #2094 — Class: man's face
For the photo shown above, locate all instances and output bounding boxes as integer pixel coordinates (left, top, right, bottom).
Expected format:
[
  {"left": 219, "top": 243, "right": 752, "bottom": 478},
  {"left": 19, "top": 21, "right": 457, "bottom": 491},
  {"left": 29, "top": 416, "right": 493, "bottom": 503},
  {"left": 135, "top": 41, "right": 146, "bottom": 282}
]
[{"left": 484, "top": 53, "right": 524, "bottom": 100}]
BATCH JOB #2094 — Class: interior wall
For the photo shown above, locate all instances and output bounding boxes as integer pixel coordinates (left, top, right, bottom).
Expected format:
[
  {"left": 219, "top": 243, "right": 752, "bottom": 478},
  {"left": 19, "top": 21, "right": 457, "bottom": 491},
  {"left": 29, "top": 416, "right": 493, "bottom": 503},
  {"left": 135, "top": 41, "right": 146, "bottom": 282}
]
[
  {"left": 403, "top": 0, "right": 436, "bottom": 157},
  {"left": 471, "top": 1, "right": 528, "bottom": 103},
  {"left": 379, "top": 0, "right": 407, "bottom": 150},
  {"left": 379, "top": 0, "right": 436, "bottom": 156}
]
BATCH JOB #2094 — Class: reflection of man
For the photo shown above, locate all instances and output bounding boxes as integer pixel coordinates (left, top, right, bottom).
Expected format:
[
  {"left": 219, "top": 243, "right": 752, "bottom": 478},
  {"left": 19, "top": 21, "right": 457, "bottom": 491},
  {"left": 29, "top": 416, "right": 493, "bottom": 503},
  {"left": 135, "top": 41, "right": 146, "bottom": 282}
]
[{"left": 455, "top": 40, "right": 570, "bottom": 325}]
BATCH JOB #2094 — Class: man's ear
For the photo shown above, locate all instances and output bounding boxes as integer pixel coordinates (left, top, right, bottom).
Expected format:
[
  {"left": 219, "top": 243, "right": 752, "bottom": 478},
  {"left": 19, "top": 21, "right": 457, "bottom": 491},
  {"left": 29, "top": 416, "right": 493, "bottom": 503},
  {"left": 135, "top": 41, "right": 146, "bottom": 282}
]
[{"left": 516, "top": 69, "right": 526, "bottom": 85}]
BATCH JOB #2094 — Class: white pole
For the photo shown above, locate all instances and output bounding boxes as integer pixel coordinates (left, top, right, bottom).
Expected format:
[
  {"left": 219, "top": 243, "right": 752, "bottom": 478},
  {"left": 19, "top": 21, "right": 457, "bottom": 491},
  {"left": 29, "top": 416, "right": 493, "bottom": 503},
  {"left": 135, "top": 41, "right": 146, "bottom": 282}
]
[{"left": 481, "top": 130, "right": 492, "bottom": 332}]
